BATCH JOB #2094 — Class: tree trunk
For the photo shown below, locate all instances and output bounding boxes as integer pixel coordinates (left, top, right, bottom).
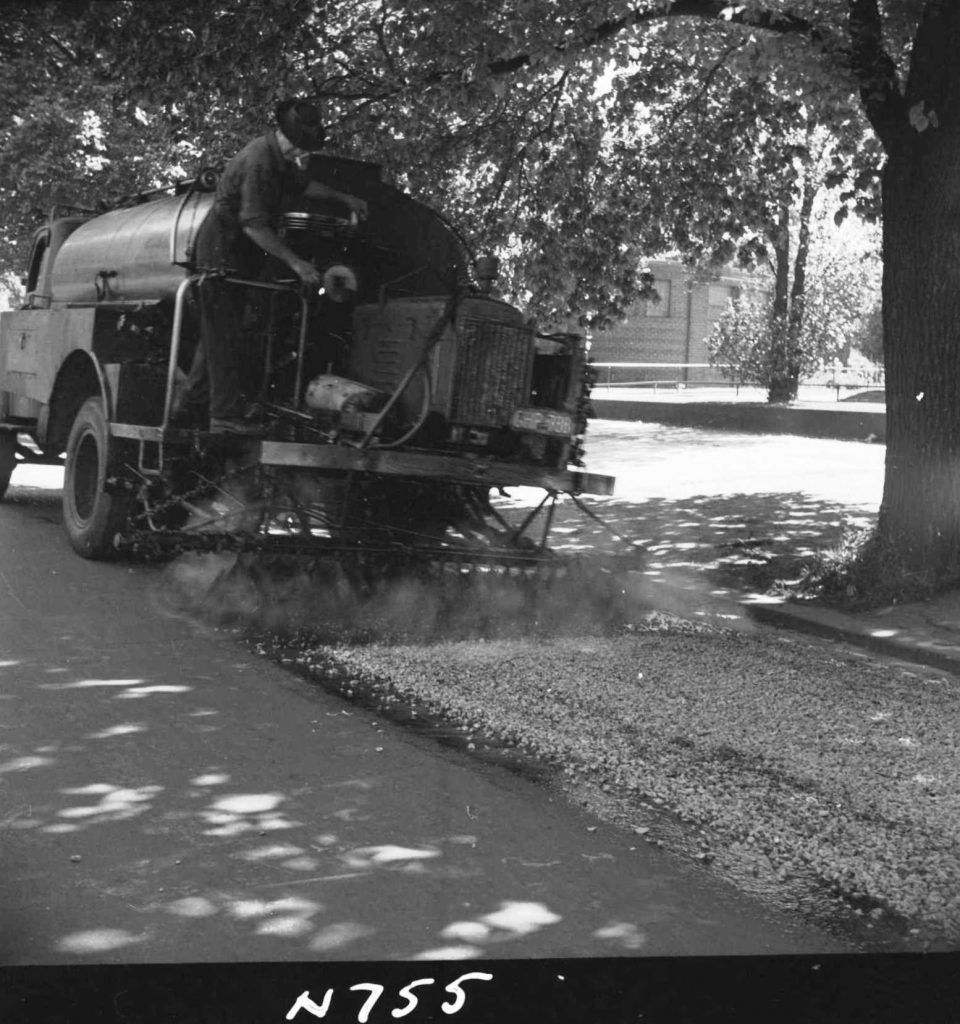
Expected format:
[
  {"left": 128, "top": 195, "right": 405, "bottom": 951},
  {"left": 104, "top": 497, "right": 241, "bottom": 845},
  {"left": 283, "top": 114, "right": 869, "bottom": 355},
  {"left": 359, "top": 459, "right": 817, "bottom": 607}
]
[
  {"left": 766, "top": 203, "right": 798, "bottom": 403},
  {"left": 769, "top": 163, "right": 820, "bottom": 405},
  {"left": 871, "top": 6, "right": 960, "bottom": 584},
  {"left": 788, "top": 147, "right": 818, "bottom": 348},
  {"left": 766, "top": 341, "right": 798, "bottom": 402},
  {"left": 876, "top": 129, "right": 960, "bottom": 579}
]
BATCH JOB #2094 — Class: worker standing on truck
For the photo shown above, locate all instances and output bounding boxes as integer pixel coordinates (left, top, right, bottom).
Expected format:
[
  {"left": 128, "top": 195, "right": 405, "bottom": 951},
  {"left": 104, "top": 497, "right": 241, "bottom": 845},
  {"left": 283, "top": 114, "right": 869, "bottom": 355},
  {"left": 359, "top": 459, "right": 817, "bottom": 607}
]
[{"left": 176, "top": 98, "right": 368, "bottom": 435}]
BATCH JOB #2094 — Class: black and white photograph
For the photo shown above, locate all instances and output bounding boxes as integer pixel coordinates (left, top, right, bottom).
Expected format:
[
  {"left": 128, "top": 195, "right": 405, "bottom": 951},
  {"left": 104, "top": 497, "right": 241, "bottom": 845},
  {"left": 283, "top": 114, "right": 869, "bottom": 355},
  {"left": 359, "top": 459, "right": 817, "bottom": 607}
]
[{"left": 0, "top": 1, "right": 957, "bottom": 1020}]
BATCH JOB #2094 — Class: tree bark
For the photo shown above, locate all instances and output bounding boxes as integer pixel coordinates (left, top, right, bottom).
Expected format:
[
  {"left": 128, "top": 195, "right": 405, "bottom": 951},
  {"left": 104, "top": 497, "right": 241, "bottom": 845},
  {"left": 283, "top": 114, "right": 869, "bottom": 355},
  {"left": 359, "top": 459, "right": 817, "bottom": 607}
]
[
  {"left": 871, "top": 6, "right": 960, "bottom": 581},
  {"left": 766, "top": 203, "right": 798, "bottom": 402},
  {"left": 877, "top": 137, "right": 960, "bottom": 576},
  {"left": 789, "top": 144, "right": 818, "bottom": 344},
  {"left": 771, "top": 141, "right": 821, "bottom": 404}
]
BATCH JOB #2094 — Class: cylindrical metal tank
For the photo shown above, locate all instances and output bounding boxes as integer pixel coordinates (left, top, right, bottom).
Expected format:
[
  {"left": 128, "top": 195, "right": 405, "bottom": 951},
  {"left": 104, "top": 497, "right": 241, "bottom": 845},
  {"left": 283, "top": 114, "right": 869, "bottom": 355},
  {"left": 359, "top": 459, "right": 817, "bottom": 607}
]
[{"left": 49, "top": 191, "right": 214, "bottom": 305}]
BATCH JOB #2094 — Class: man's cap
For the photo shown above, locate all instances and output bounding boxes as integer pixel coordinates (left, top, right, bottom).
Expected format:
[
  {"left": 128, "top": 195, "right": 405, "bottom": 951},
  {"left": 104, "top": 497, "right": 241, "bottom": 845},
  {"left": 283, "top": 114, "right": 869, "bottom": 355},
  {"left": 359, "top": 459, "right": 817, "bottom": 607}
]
[{"left": 276, "top": 98, "right": 326, "bottom": 151}]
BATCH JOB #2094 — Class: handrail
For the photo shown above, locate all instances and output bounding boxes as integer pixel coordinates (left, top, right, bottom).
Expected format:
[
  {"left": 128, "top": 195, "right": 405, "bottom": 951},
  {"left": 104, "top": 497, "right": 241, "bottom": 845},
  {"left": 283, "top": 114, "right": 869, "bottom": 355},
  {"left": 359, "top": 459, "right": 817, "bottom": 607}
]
[{"left": 162, "top": 274, "right": 200, "bottom": 430}]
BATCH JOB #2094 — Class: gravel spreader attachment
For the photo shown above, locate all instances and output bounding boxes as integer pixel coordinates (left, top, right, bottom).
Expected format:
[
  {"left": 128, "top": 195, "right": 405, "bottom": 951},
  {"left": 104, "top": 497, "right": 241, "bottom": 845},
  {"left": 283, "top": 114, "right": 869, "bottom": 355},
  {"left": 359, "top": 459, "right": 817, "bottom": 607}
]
[
  {"left": 113, "top": 441, "right": 637, "bottom": 585},
  {"left": 114, "top": 433, "right": 643, "bottom": 634}
]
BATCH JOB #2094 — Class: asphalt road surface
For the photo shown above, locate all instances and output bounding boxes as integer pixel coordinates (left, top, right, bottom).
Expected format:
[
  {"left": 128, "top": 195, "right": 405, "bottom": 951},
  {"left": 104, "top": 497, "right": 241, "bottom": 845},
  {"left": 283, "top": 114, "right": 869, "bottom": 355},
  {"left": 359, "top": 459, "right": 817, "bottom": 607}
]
[{"left": 0, "top": 428, "right": 873, "bottom": 966}]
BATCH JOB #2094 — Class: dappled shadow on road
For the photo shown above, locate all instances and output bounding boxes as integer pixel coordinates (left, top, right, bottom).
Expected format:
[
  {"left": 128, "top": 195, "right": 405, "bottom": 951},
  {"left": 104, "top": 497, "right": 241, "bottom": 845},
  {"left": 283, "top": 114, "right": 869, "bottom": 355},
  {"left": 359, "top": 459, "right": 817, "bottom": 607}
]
[
  {"left": 525, "top": 490, "right": 877, "bottom": 595},
  {"left": 1, "top": 652, "right": 697, "bottom": 965}
]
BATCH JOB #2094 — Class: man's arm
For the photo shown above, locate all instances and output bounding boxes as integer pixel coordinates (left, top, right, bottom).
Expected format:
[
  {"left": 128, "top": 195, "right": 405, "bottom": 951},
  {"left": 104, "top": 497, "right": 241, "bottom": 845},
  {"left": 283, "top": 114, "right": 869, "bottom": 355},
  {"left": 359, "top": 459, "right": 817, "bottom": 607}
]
[
  {"left": 242, "top": 224, "right": 322, "bottom": 287},
  {"left": 304, "top": 180, "right": 368, "bottom": 218}
]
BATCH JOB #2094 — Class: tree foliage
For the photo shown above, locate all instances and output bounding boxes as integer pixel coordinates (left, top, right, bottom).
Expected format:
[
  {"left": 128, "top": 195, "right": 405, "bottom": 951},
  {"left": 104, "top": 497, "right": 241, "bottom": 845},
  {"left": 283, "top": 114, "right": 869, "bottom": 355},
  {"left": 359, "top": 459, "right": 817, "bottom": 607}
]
[
  {"left": 0, "top": 1, "right": 880, "bottom": 326},
  {"left": 0, "top": 3, "right": 184, "bottom": 285},
  {"left": 707, "top": 205, "right": 881, "bottom": 396},
  {"left": 4, "top": 1, "right": 960, "bottom": 588}
]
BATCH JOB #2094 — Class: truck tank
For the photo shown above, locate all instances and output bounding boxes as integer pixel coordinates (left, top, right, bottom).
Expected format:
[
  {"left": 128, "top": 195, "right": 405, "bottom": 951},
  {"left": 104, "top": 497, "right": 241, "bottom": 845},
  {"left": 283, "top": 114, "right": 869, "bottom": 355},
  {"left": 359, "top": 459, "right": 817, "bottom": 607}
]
[
  {"left": 48, "top": 190, "right": 212, "bottom": 305},
  {"left": 43, "top": 154, "right": 467, "bottom": 309}
]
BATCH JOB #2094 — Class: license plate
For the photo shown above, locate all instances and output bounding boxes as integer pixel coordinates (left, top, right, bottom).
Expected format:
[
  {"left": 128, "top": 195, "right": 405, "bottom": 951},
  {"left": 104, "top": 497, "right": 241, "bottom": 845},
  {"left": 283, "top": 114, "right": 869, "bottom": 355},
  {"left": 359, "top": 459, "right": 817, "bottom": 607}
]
[{"left": 509, "top": 408, "right": 575, "bottom": 436}]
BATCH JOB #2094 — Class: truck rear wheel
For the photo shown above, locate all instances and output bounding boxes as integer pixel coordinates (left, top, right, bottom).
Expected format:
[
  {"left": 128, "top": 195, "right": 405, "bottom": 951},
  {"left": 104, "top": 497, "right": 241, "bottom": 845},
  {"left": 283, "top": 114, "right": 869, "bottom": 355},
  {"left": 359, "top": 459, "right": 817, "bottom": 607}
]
[
  {"left": 63, "top": 397, "right": 129, "bottom": 558},
  {"left": 0, "top": 431, "right": 16, "bottom": 501}
]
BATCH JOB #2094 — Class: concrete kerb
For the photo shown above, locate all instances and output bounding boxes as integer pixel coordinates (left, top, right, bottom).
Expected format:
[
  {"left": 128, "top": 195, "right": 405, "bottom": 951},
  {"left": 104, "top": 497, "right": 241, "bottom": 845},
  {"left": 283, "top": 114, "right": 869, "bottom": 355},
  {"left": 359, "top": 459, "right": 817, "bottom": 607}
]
[
  {"left": 638, "top": 576, "right": 960, "bottom": 675},
  {"left": 743, "top": 598, "right": 960, "bottom": 676},
  {"left": 591, "top": 397, "right": 886, "bottom": 443}
]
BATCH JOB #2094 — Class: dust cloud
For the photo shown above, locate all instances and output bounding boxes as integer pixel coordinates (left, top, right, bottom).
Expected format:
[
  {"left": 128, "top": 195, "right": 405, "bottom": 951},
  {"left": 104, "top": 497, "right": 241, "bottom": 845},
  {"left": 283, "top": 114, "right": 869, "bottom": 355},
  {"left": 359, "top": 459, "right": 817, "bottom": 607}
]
[{"left": 159, "top": 550, "right": 752, "bottom": 644}]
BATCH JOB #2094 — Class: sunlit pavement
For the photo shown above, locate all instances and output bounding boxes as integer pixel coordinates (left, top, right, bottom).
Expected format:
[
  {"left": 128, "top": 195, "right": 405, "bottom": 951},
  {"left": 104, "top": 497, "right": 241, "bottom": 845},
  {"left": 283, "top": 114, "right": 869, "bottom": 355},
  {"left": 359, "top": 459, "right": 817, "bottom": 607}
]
[
  {"left": 0, "top": 439, "right": 870, "bottom": 965},
  {"left": 496, "top": 421, "right": 882, "bottom": 633},
  {"left": 581, "top": 419, "right": 883, "bottom": 508}
]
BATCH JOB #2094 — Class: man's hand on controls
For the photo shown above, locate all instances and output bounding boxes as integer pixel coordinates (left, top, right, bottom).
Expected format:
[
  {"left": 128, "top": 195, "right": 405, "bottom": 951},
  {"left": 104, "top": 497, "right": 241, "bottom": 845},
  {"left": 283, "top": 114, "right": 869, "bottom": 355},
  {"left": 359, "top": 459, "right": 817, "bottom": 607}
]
[
  {"left": 290, "top": 257, "right": 322, "bottom": 288},
  {"left": 343, "top": 195, "right": 368, "bottom": 220}
]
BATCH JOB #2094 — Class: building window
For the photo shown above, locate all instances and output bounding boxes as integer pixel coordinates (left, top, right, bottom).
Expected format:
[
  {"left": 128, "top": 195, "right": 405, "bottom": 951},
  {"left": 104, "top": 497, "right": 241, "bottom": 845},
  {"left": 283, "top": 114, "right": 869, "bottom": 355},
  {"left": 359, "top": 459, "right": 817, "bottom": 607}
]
[
  {"left": 708, "top": 283, "right": 739, "bottom": 313},
  {"left": 644, "top": 279, "right": 671, "bottom": 317}
]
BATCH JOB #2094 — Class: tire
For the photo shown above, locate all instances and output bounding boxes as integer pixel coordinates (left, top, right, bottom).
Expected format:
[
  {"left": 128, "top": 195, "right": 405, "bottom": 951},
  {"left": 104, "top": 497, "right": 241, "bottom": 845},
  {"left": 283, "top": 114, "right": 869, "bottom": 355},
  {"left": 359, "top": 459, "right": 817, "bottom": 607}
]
[
  {"left": 0, "top": 431, "right": 16, "bottom": 501},
  {"left": 62, "top": 397, "right": 130, "bottom": 559}
]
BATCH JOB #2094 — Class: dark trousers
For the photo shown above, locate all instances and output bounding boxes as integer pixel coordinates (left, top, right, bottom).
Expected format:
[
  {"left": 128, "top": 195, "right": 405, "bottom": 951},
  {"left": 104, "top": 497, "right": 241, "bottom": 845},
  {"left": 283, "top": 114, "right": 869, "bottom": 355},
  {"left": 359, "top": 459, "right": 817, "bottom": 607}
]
[
  {"left": 184, "top": 208, "right": 266, "bottom": 420},
  {"left": 183, "top": 276, "right": 249, "bottom": 420}
]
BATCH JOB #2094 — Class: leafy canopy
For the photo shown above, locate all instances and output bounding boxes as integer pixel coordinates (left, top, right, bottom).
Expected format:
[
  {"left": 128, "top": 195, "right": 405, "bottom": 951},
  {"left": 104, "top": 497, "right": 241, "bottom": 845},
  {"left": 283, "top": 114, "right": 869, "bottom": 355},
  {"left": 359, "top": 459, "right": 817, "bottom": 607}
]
[{"left": 0, "top": 1, "right": 907, "bottom": 323}]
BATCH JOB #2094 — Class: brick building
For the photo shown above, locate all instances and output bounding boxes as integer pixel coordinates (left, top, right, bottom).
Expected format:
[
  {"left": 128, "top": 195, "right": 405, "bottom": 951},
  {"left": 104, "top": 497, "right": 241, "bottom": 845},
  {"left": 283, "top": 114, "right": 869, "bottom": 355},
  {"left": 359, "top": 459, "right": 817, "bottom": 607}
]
[{"left": 588, "top": 260, "right": 766, "bottom": 387}]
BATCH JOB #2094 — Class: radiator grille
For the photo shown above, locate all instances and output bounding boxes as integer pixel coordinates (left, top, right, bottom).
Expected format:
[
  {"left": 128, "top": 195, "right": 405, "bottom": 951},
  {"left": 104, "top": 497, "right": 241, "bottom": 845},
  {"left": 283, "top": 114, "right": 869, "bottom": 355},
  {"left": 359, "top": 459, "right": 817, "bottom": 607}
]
[{"left": 450, "top": 317, "right": 533, "bottom": 427}]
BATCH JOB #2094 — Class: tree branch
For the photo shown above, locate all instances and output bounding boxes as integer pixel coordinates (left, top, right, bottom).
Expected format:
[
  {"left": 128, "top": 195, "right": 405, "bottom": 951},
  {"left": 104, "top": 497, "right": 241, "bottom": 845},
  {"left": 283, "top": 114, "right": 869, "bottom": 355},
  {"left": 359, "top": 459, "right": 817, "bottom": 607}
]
[
  {"left": 303, "top": 1, "right": 846, "bottom": 127},
  {"left": 665, "top": 37, "right": 749, "bottom": 132},
  {"left": 848, "top": 0, "right": 905, "bottom": 151},
  {"left": 485, "top": 0, "right": 827, "bottom": 78},
  {"left": 44, "top": 32, "right": 80, "bottom": 66},
  {"left": 487, "top": 71, "right": 569, "bottom": 228},
  {"left": 373, "top": 0, "right": 398, "bottom": 76}
]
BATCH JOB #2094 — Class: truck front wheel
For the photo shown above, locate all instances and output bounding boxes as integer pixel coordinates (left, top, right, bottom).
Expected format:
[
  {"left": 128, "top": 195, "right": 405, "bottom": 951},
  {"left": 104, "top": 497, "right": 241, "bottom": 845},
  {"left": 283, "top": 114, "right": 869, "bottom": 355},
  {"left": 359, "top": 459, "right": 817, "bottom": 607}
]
[{"left": 63, "top": 397, "right": 130, "bottom": 558}]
